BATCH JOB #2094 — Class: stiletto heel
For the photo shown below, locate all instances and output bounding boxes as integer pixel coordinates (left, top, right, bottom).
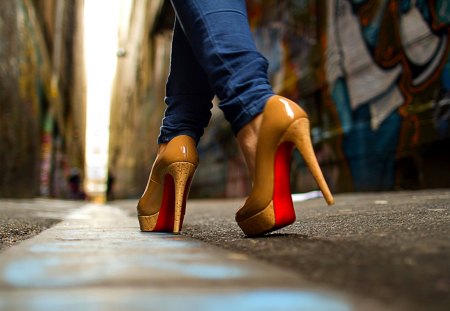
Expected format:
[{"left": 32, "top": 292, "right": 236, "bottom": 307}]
[
  {"left": 137, "top": 135, "right": 198, "bottom": 233},
  {"left": 281, "top": 118, "right": 334, "bottom": 205},
  {"left": 236, "top": 95, "right": 334, "bottom": 236},
  {"left": 167, "top": 162, "right": 196, "bottom": 233}
]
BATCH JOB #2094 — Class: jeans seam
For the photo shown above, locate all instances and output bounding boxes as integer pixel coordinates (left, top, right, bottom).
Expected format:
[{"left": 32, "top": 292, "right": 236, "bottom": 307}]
[
  {"left": 166, "top": 92, "right": 212, "bottom": 97},
  {"left": 202, "top": 9, "right": 247, "bottom": 18}
]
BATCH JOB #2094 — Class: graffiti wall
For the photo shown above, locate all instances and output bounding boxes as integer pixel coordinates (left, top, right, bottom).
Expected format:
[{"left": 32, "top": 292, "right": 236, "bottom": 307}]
[
  {"left": 246, "top": 0, "right": 450, "bottom": 192},
  {"left": 110, "top": 0, "right": 450, "bottom": 199}
]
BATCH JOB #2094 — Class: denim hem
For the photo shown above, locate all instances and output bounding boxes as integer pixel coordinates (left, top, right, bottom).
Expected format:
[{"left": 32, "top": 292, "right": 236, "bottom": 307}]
[
  {"left": 230, "top": 93, "right": 274, "bottom": 135},
  {"left": 158, "top": 130, "right": 200, "bottom": 145}
]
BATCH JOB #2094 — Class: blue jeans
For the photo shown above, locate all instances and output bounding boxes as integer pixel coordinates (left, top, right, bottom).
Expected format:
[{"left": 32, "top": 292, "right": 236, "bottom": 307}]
[{"left": 158, "top": 0, "right": 274, "bottom": 144}]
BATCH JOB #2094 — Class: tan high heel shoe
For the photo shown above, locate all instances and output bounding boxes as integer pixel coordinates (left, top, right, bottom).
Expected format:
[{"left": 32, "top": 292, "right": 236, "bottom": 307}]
[
  {"left": 137, "top": 135, "right": 198, "bottom": 233},
  {"left": 236, "top": 95, "right": 334, "bottom": 236}
]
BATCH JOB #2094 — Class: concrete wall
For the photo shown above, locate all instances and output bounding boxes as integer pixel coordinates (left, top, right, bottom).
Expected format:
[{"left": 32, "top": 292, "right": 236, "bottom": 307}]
[
  {"left": 0, "top": 0, "right": 86, "bottom": 198},
  {"left": 109, "top": 0, "right": 169, "bottom": 198},
  {"left": 109, "top": 0, "right": 450, "bottom": 199},
  {"left": 109, "top": 0, "right": 250, "bottom": 199}
]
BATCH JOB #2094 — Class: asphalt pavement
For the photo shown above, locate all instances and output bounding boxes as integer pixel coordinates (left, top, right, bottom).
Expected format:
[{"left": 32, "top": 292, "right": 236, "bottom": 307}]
[
  {"left": 116, "top": 189, "right": 450, "bottom": 310},
  {"left": 0, "top": 199, "right": 79, "bottom": 251},
  {"left": 0, "top": 189, "right": 449, "bottom": 310},
  {"left": 0, "top": 202, "right": 384, "bottom": 311}
]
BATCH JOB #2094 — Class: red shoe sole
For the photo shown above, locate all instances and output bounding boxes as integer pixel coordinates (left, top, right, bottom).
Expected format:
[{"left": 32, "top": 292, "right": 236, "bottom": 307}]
[
  {"left": 153, "top": 174, "right": 175, "bottom": 232},
  {"left": 152, "top": 174, "right": 191, "bottom": 232},
  {"left": 273, "top": 142, "right": 296, "bottom": 230}
]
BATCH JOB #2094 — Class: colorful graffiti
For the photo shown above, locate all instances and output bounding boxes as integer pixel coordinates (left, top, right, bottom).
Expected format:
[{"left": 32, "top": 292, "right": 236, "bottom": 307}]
[
  {"left": 111, "top": 1, "right": 450, "bottom": 198},
  {"left": 247, "top": 0, "right": 450, "bottom": 192}
]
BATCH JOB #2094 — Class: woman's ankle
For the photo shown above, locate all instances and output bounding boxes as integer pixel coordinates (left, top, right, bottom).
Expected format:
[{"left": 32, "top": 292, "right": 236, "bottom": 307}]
[{"left": 236, "top": 114, "right": 262, "bottom": 181}]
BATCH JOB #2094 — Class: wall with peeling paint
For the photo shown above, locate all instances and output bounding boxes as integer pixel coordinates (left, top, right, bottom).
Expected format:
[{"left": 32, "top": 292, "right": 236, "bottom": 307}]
[
  {"left": 0, "top": 0, "right": 86, "bottom": 198},
  {"left": 109, "top": 0, "right": 171, "bottom": 198}
]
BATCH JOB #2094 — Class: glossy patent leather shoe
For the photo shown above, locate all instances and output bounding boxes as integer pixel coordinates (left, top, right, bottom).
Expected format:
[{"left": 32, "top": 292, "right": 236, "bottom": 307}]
[
  {"left": 236, "top": 95, "right": 334, "bottom": 236},
  {"left": 137, "top": 135, "right": 198, "bottom": 233}
]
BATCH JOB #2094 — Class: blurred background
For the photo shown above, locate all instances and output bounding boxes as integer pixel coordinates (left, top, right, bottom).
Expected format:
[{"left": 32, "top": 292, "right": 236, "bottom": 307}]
[{"left": 1, "top": 0, "right": 449, "bottom": 201}]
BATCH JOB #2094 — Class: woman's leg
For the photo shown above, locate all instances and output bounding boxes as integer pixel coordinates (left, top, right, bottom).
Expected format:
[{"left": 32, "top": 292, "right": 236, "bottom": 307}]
[
  {"left": 158, "top": 19, "right": 214, "bottom": 145},
  {"left": 139, "top": 20, "right": 207, "bottom": 233},
  {"left": 169, "top": 0, "right": 274, "bottom": 136}
]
